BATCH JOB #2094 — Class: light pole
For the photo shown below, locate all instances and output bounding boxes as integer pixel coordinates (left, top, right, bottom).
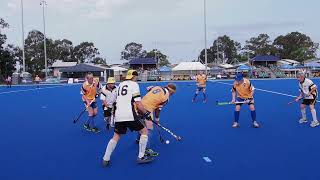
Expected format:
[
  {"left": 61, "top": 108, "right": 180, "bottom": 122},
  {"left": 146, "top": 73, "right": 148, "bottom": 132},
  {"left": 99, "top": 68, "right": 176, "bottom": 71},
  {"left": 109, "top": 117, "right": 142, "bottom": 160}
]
[
  {"left": 40, "top": 0, "right": 47, "bottom": 78},
  {"left": 21, "top": 0, "right": 25, "bottom": 72},
  {"left": 203, "top": 0, "right": 208, "bottom": 75}
]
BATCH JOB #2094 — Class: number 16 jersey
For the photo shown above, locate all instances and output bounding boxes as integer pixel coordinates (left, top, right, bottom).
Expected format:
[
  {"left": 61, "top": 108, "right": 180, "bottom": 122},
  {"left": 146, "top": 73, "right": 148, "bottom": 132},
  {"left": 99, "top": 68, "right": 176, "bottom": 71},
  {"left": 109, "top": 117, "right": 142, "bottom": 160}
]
[{"left": 115, "top": 80, "right": 142, "bottom": 122}]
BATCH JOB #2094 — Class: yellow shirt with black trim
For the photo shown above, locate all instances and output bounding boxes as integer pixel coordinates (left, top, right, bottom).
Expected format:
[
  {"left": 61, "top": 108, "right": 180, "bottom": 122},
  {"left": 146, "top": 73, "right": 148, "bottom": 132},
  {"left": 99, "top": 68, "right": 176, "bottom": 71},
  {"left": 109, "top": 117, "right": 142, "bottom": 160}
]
[
  {"left": 142, "top": 86, "right": 170, "bottom": 112},
  {"left": 232, "top": 78, "right": 254, "bottom": 99},
  {"left": 196, "top": 74, "right": 207, "bottom": 87}
]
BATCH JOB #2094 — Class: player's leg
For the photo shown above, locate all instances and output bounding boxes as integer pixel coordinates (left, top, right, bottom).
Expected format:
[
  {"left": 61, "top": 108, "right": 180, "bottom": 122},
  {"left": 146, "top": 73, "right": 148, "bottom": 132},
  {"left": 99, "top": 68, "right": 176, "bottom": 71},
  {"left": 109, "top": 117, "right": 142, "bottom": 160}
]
[
  {"left": 192, "top": 87, "right": 200, "bottom": 102},
  {"left": 202, "top": 87, "right": 207, "bottom": 103},
  {"left": 233, "top": 104, "right": 241, "bottom": 128},
  {"left": 102, "top": 132, "right": 121, "bottom": 167},
  {"left": 137, "top": 127, "right": 154, "bottom": 163},
  {"left": 249, "top": 102, "right": 260, "bottom": 128},
  {"left": 103, "top": 107, "right": 112, "bottom": 130},
  {"left": 299, "top": 102, "right": 307, "bottom": 123},
  {"left": 309, "top": 102, "right": 319, "bottom": 127},
  {"left": 90, "top": 105, "right": 100, "bottom": 133},
  {"left": 145, "top": 120, "right": 158, "bottom": 157},
  {"left": 84, "top": 106, "right": 94, "bottom": 131}
]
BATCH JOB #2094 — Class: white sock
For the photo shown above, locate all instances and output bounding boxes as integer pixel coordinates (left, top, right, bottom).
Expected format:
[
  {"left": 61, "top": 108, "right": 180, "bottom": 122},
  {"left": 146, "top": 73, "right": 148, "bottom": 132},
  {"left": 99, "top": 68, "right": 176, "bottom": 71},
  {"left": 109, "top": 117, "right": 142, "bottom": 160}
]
[
  {"left": 103, "top": 139, "right": 117, "bottom": 161},
  {"left": 138, "top": 135, "right": 148, "bottom": 158},
  {"left": 301, "top": 108, "right": 307, "bottom": 119},
  {"left": 311, "top": 109, "right": 318, "bottom": 122}
]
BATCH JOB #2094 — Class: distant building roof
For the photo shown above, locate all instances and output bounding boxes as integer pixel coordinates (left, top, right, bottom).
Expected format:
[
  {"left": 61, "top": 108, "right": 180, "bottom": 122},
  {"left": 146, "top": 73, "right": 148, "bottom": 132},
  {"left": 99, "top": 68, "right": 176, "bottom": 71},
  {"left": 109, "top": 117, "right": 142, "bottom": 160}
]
[
  {"left": 129, "top": 58, "right": 157, "bottom": 65},
  {"left": 251, "top": 55, "right": 280, "bottom": 62},
  {"left": 60, "top": 63, "right": 108, "bottom": 73},
  {"left": 51, "top": 60, "right": 77, "bottom": 68}
]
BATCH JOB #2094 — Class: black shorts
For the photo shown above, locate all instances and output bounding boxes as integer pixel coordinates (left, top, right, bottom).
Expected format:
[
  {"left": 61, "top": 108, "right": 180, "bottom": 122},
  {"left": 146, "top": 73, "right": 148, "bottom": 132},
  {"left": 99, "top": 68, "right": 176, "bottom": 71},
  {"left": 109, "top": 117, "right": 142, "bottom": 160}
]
[
  {"left": 302, "top": 99, "right": 317, "bottom": 106},
  {"left": 235, "top": 97, "right": 254, "bottom": 106},
  {"left": 114, "top": 120, "right": 145, "bottom": 135},
  {"left": 196, "top": 86, "right": 206, "bottom": 92},
  {"left": 102, "top": 106, "right": 112, "bottom": 117}
]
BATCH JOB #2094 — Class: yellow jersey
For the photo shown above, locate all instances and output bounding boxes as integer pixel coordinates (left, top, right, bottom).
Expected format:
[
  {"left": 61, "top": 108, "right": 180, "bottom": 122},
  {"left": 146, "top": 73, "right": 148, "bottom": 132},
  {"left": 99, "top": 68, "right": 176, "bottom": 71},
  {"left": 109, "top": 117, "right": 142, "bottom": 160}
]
[
  {"left": 232, "top": 78, "right": 254, "bottom": 99},
  {"left": 196, "top": 74, "right": 207, "bottom": 87},
  {"left": 142, "top": 86, "right": 170, "bottom": 112},
  {"left": 81, "top": 80, "right": 100, "bottom": 101}
]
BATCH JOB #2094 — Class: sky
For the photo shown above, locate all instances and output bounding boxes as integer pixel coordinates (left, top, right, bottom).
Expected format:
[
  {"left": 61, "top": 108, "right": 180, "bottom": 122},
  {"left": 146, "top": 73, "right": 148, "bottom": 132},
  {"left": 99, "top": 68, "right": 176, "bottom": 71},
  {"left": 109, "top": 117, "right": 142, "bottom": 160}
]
[{"left": 1, "top": 0, "right": 319, "bottom": 64}]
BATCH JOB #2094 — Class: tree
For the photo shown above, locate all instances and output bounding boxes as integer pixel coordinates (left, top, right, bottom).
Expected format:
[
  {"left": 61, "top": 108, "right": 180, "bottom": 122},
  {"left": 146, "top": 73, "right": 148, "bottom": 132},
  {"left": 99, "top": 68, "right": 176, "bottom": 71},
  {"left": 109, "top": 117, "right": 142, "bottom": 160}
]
[
  {"left": 199, "top": 48, "right": 215, "bottom": 64},
  {"left": 0, "top": 18, "right": 18, "bottom": 79},
  {"left": 53, "top": 39, "right": 74, "bottom": 62},
  {"left": 24, "top": 30, "right": 51, "bottom": 75},
  {"left": 146, "top": 49, "right": 170, "bottom": 67},
  {"left": 199, "top": 35, "right": 241, "bottom": 64},
  {"left": 273, "top": 32, "right": 319, "bottom": 62},
  {"left": 0, "top": 18, "right": 9, "bottom": 50},
  {"left": 92, "top": 57, "right": 107, "bottom": 65},
  {"left": 73, "top": 42, "right": 99, "bottom": 63},
  {"left": 0, "top": 45, "right": 17, "bottom": 78},
  {"left": 244, "top": 34, "right": 276, "bottom": 56},
  {"left": 121, "top": 42, "right": 147, "bottom": 60}
]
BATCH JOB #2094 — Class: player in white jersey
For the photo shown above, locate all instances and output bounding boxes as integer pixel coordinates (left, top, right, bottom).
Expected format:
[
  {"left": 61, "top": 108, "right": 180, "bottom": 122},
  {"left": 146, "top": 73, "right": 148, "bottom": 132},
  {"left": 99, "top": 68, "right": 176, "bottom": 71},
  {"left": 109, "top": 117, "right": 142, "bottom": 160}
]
[
  {"left": 100, "top": 77, "right": 117, "bottom": 130},
  {"left": 102, "top": 70, "right": 154, "bottom": 167},
  {"left": 295, "top": 72, "right": 320, "bottom": 127}
]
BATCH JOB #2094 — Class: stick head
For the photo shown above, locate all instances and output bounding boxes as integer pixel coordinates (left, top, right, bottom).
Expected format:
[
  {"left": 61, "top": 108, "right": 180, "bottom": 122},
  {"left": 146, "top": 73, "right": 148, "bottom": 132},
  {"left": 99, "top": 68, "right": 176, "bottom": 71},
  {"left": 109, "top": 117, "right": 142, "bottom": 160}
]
[{"left": 176, "top": 136, "right": 182, "bottom": 141}]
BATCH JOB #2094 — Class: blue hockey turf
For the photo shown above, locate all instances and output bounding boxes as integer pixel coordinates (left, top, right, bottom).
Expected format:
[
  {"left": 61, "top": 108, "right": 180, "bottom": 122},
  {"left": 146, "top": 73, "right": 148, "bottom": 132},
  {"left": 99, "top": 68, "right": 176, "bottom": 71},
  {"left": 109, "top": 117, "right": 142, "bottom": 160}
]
[{"left": 1, "top": 79, "right": 320, "bottom": 180}]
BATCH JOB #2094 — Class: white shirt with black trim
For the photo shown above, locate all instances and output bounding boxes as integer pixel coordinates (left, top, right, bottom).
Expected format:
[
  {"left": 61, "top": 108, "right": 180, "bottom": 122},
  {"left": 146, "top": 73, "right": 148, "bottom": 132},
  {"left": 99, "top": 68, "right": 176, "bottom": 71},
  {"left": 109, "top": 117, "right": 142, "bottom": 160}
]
[
  {"left": 299, "top": 78, "right": 317, "bottom": 99},
  {"left": 115, "top": 80, "right": 141, "bottom": 122},
  {"left": 100, "top": 85, "right": 117, "bottom": 108}
]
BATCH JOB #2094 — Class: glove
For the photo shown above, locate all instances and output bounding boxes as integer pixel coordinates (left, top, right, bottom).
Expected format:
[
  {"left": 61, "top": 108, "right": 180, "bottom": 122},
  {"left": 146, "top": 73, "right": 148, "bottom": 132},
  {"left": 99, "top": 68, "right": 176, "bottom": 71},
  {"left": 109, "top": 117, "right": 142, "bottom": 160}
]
[{"left": 143, "top": 111, "right": 152, "bottom": 121}]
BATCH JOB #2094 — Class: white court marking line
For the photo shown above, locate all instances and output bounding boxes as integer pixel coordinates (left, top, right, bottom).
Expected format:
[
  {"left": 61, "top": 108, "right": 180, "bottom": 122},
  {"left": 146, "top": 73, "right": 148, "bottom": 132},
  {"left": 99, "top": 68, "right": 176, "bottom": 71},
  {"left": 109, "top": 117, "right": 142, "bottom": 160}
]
[
  {"left": 217, "top": 81, "right": 296, "bottom": 98},
  {"left": 0, "top": 85, "right": 72, "bottom": 95},
  {"left": 203, "top": 157, "right": 212, "bottom": 163},
  {"left": 216, "top": 81, "right": 320, "bottom": 103}
]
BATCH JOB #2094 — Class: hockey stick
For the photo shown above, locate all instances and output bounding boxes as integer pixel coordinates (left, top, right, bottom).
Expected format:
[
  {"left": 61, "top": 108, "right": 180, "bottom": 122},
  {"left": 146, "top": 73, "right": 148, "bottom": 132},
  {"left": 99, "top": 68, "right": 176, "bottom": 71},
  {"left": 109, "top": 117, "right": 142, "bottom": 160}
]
[
  {"left": 149, "top": 120, "right": 182, "bottom": 141},
  {"left": 73, "top": 99, "right": 95, "bottom": 124},
  {"left": 216, "top": 100, "right": 248, "bottom": 106}
]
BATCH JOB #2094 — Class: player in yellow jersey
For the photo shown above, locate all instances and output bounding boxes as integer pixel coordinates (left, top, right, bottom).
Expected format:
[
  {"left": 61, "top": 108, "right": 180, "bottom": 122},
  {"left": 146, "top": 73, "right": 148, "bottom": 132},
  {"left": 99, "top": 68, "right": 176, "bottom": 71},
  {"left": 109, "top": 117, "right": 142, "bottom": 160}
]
[
  {"left": 136, "top": 83, "right": 176, "bottom": 156},
  {"left": 81, "top": 72, "right": 101, "bottom": 133},
  {"left": 192, "top": 71, "right": 207, "bottom": 103},
  {"left": 231, "top": 73, "right": 260, "bottom": 128}
]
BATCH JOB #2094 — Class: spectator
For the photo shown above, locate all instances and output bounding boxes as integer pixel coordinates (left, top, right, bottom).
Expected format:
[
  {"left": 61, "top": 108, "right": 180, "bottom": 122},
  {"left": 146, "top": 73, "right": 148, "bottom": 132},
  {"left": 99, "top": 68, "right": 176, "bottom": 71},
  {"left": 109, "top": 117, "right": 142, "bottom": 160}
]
[{"left": 6, "top": 75, "right": 12, "bottom": 88}]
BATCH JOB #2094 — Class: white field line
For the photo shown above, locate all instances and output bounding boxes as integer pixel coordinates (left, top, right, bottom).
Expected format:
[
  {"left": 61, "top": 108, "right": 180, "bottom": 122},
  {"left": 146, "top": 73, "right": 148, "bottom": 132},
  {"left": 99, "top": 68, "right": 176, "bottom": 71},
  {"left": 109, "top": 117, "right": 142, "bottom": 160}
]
[
  {"left": 0, "top": 85, "right": 74, "bottom": 95},
  {"left": 216, "top": 81, "right": 304, "bottom": 98}
]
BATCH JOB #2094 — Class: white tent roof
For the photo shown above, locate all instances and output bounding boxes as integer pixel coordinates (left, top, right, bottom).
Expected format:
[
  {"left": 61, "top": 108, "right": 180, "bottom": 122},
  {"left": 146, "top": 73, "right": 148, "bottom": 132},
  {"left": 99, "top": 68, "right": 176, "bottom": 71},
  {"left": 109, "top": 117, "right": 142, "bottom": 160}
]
[
  {"left": 111, "top": 66, "right": 127, "bottom": 71},
  {"left": 51, "top": 60, "right": 77, "bottom": 68},
  {"left": 218, "top": 63, "right": 234, "bottom": 69},
  {"left": 172, "top": 62, "right": 209, "bottom": 71},
  {"left": 278, "top": 60, "right": 291, "bottom": 65},
  {"left": 281, "top": 59, "right": 300, "bottom": 64}
]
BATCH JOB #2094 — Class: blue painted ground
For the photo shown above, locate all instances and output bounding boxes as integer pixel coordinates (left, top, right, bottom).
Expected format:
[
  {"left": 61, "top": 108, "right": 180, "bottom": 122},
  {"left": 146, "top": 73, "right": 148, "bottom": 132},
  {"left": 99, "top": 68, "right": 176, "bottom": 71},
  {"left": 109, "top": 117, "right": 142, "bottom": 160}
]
[{"left": 1, "top": 79, "right": 320, "bottom": 180}]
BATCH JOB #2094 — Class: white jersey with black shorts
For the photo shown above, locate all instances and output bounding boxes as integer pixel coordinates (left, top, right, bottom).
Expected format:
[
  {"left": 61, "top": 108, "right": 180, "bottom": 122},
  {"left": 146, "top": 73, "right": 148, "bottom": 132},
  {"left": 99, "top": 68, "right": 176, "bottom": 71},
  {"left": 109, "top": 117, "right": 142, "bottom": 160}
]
[
  {"left": 299, "top": 78, "right": 318, "bottom": 105},
  {"left": 100, "top": 85, "right": 117, "bottom": 117},
  {"left": 114, "top": 80, "right": 144, "bottom": 134}
]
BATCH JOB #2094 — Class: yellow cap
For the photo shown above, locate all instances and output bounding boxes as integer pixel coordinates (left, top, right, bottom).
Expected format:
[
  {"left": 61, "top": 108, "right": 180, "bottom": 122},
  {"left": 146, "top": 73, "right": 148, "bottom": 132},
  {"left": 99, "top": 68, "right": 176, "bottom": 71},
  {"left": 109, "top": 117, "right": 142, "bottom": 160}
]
[
  {"left": 107, "top": 77, "right": 116, "bottom": 84},
  {"left": 126, "top": 70, "right": 138, "bottom": 80}
]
